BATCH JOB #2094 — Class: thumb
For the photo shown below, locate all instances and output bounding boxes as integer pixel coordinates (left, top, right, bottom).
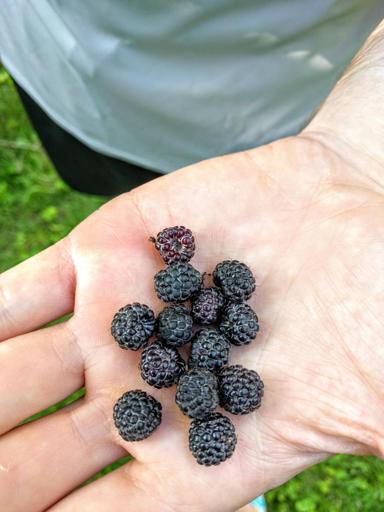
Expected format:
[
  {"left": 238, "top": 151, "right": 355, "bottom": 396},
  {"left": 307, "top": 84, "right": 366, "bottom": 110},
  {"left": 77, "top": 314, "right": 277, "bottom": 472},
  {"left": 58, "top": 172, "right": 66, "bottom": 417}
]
[{"left": 303, "top": 19, "right": 384, "bottom": 190}]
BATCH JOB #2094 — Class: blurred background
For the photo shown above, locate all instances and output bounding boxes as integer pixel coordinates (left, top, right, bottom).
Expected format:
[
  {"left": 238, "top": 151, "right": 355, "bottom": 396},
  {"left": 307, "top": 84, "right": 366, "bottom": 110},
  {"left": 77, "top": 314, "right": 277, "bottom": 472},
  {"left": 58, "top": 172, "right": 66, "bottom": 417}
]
[{"left": 0, "top": 65, "right": 383, "bottom": 511}]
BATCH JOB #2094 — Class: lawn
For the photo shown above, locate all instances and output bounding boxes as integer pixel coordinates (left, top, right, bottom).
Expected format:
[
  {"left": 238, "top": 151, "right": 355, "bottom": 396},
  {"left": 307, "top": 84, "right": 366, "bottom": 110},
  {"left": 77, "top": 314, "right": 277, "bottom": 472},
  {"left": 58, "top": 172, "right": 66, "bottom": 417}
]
[{"left": 0, "top": 67, "right": 383, "bottom": 511}]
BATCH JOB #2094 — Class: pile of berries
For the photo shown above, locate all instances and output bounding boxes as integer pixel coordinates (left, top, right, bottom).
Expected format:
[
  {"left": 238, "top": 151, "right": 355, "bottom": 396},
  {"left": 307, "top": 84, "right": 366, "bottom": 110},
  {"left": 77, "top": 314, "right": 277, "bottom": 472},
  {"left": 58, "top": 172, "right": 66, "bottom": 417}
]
[{"left": 111, "top": 226, "right": 264, "bottom": 466}]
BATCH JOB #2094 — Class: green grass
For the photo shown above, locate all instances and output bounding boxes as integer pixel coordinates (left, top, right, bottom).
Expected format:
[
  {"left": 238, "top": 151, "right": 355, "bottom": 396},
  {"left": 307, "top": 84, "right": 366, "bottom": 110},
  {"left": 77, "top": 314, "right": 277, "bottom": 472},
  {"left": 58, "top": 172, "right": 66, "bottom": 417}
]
[
  {"left": 0, "top": 69, "right": 104, "bottom": 270},
  {"left": 1, "top": 68, "right": 383, "bottom": 510}
]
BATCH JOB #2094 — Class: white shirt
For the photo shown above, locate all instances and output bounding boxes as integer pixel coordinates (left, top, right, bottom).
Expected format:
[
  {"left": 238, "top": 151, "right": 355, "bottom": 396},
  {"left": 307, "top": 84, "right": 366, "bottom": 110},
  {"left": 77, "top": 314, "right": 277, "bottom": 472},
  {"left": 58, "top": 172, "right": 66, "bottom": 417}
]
[{"left": 0, "top": 1, "right": 383, "bottom": 173}]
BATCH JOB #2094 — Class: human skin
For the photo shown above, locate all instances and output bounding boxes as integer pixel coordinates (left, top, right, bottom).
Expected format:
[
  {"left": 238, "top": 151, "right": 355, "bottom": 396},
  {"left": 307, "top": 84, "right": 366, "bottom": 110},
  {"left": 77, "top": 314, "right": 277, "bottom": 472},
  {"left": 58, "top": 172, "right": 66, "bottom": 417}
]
[{"left": 0, "top": 20, "right": 383, "bottom": 512}]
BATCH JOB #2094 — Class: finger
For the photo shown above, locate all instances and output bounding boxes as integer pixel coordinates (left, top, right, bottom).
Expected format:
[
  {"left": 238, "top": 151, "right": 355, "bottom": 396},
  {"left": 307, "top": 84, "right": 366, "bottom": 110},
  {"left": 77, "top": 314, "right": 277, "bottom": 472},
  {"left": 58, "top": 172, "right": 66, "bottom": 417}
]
[
  {"left": 48, "top": 461, "right": 163, "bottom": 512},
  {"left": 48, "top": 396, "right": 266, "bottom": 512},
  {"left": 0, "top": 239, "right": 75, "bottom": 341},
  {"left": 48, "top": 448, "right": 253, "bottom": 512},
  {"left": 0, "top": 399, "right": 125, "bottom": 512},
  {"left": 0, "top": 321, "right": 84, "bottom": 434}
]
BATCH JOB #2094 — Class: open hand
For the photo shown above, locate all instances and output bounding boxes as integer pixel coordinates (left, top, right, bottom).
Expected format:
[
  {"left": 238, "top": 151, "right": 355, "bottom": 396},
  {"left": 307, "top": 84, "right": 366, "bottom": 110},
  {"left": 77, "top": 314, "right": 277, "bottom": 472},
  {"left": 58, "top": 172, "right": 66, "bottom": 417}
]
[{"left": 1, "top": 128, "right": 383, "bottom": 511}]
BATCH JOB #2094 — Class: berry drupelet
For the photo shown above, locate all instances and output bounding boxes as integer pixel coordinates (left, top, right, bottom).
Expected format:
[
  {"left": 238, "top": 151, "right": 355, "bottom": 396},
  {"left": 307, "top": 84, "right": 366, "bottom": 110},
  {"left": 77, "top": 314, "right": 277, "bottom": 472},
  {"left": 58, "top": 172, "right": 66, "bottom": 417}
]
[
  {"left": 213, "top": 260, "right": 256, "bottom": 302},
  {"left": 219, "top": 302, "right": 259, "bottom": 346},
  {"left": 189, "top": 412, "right": 237, "bottom": 466},
  {"left": 191, "top": 287, "right": 225, "bottom": 325},
  {"left": 154, "top": 262, "right": 203, "bottom": 303},
  {"left": 111, "top": 303, "right": 155, "bottom": 350},
  {"left": 113, "top": 390, "right": 162, "bottom": 441},
  {"left": 176, "top": 369, "right": 219, "bottom": 419},
  {"left": 188, "top": 328, "right": 230, "bottom": 372},
  {"left": 218, "top": 365, "right": 264, "bottom": 415},
  {"left": 152, "top": 226, "right": 195, "bottom": 265},
  {"left": 157, "top": 304, "right": 193, "bottom": 347},
  {"left": 140, "top": 341, "right": 185, "bottom": 388}
]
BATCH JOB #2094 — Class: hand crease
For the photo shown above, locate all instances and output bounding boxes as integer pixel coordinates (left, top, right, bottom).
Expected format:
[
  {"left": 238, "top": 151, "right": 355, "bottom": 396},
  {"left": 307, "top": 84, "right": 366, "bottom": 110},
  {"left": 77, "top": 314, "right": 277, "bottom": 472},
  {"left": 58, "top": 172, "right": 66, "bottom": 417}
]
[
  {"left": 0, "top": 280, "right": 17, "bottom": 339},
  {"left": 128, "top": 192, "right": 152, "bottom": 241}
]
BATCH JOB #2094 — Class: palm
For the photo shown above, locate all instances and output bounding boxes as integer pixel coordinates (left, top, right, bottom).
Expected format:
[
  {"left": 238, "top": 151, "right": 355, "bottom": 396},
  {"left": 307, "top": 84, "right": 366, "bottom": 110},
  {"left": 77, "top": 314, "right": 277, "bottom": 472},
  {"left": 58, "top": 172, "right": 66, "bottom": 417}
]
[{"left": 1, "top": 136, "right": 383, "bottom": 512}]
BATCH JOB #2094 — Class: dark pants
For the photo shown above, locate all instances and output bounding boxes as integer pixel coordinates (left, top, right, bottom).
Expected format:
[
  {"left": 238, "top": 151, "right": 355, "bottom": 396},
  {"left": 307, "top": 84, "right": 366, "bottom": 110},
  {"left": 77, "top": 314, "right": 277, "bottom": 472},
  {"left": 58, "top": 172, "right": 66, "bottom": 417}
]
[{"left": 14, "top": 82, "right": 161, "bottom": 196}]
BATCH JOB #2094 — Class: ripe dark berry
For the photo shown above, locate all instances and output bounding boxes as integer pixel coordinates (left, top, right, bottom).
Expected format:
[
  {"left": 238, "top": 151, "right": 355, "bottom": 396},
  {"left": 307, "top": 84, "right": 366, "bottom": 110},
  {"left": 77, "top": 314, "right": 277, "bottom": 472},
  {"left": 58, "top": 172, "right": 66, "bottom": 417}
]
[
  {"left": 157, "top": 305, "right": 193, "bottom": 347},
  {"left": 188, "top": 328, "right": 230, "bottom": 372},
  {"left": 213, "top": 260, "right": 256, "bottom": 302},
  {"left": 113, "top": 390, "right": 162, "bottom": 441},
  {"left": 140, "top": 341, "right": 185, "bottom": 388},
  {"left": 111, "top": 303, "right": 155, "bottom": 350},
  {"left": 191, "top": 287, "right": 225, "bottom": 325},
  {"left": 219, "top": 302, "right": 259, "bottom": 346},
  {"left": 154, "top": 262, "right": 202, "bottom": 303},
  {"left": 218, "top": 365, "right": 264, "bottom": 415},
  {"left": 176, "top": 369, "right": 219, "bottom": 419},
  {"left": 189, "top": 412, "right": 237, "bottom": 466},
  {"left": 152, "top": 226, "right": 195, "bottom": 265}
]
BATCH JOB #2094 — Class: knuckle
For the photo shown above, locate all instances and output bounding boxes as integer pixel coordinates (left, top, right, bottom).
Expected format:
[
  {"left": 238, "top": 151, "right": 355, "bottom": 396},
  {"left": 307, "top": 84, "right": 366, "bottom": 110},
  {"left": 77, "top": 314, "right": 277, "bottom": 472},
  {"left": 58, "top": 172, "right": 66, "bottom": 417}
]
[
  {"left": 0, "top": 280, "right": 17, "bottom": 340},
  {"left": 68, "top": 396, "right": 113, "bottom": 450},
  {"left": 50, "top": 320, "right": 84, "bottom": 377}
]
